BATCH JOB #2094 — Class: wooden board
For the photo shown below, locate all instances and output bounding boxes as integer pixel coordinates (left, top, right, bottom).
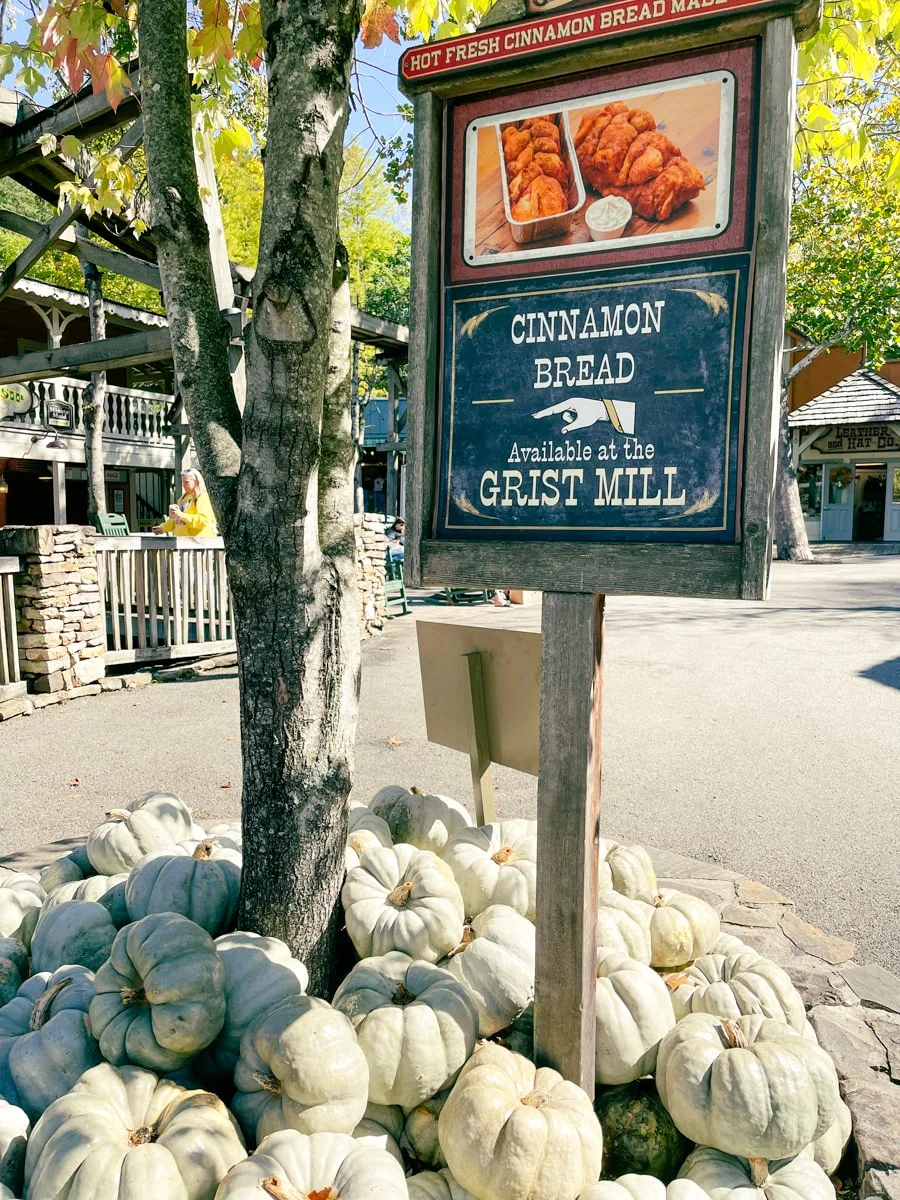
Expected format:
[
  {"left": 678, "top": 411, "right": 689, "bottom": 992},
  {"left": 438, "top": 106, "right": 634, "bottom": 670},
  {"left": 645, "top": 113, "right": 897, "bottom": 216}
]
[
  {"left": 473, "top": 79, "right": 723, "bottom": 260},
  {"left": 417, "top": 616, "right": 542, "bottom": 775}
]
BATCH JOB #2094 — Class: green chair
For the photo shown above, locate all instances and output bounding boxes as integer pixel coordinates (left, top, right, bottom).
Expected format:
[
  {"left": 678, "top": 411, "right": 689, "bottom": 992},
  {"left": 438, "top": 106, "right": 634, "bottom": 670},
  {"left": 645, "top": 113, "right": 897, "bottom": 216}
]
[
  {"left": 384, "top": 550, "right": 409, "bottom": 617},
  {"left": 92, "top": 513, "right": 130, "bottom": 536}
]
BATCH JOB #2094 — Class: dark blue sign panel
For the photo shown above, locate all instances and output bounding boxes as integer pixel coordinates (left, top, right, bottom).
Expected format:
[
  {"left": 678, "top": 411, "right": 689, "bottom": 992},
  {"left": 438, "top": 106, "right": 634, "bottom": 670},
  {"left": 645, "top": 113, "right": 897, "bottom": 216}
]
[{"left": 436, "top": 254, "right": 750, "bottom": 542}]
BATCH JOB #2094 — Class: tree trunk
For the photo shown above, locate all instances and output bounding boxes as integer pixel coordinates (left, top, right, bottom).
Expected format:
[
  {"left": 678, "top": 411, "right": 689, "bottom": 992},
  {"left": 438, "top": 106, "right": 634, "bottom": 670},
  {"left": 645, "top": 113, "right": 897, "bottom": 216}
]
[
  {"left": 773, "top": 389, "right": 813, "bottom": 561},
  {"left": 140, "top": 0, "right": 362, "bottom": 995},
  {"left": 81, "top": 256, "right": 107, "bottom": 524}
]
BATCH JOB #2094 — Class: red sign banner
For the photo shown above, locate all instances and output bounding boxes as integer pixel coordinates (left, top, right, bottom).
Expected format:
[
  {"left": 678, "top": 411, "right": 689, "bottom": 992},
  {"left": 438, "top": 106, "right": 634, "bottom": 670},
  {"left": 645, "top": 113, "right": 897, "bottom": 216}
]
[{"left": 400, "top": 0, "right": 774, "bottom": 81}]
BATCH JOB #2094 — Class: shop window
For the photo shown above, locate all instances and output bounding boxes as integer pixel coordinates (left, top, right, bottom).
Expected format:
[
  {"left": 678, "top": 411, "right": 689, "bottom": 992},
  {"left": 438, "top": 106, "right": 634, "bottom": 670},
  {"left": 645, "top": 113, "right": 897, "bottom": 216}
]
[
  {"left": 797, "top": 464, "right": 822, "bottom": 518},
  {"left": 893, "top": 467, "right": 900, "bottom": 504}
]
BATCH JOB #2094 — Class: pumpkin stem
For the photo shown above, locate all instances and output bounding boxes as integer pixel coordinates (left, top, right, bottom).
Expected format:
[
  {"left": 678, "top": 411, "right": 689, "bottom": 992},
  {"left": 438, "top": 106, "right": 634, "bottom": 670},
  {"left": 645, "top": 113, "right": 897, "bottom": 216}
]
[
  {"left": 120, "top": 986, "right": 147, "bottom": 1007},
  {"left": 520, "top": 1089, "right": 550, "bottom": 1108},
  {"left": 652, "top": 893, "right": 666, "bottom": 908},
  {"left": 261, "top": 1177, "right": 307, "bottom": 1200},
  {"left": 749, "top": 1158, "right": 770, "bottom": 1187},
  {"left": 29, "top": 976, "right": 72, "bottom": 1031},
  {"left": 393, "top": 982, "right": 417, "bottom": 1006},
  {"left": 492, "top": 846, "right": 513, "bottom": 865},
  {"left": 410, "top": 786, "right": 422, "bottom": 795},
  {"left": 253, "top": 1071, "right": 284, "bottom": 1096},
  {"left": 720, "top": 1017, "right": 750, "bottom": 1049},
  {"left": 128, "top": 1122, "right": 159, "bottom": 1146},
  {"left": 192, "top": 841, "right": 214, "bottom": 860},
  {"left": 446, "top": 925, "right": 475, "bottom": 959},
  {"left": 387, "top": 881, "right": 414, "bottom": 907},
  {"left": 105, "top": 809, "right": 131, "bottom": 822}
]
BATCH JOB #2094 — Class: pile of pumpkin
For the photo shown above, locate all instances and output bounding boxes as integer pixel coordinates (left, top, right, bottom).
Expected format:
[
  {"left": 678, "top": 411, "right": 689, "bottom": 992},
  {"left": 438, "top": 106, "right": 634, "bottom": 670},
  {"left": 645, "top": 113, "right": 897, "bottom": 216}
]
[{"left": 0, "top": 784, "right": 850, "bottom": 1199}]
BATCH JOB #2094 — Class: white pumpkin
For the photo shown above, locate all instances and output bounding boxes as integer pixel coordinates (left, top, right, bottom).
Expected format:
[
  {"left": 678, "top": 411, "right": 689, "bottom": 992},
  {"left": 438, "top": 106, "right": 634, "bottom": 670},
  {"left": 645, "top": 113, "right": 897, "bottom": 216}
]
[
  {"left": 442, "top": 905, "right": 535, "bottom": 1036},
  {"left": 125, "top": 842, "right": 241, "bottom": 935},
  {"left": 580, "top": 1176, "right": 709, "bottom": 1200},
  {"left": 205, "top": 931, "right": 309, "bottom": 1080},
  {"left": 0, "top": 877, "right": 44, "bottom": 950},
  {"left": 24, "top": 1062, "right": 245, "bottom": 1199},
  {"left": 806, "top": 1096, "right": 852, "bottom": 1175},
  {"left": 207, "top": 820, "right": 243, "bottom": 848},
  {"left": 232, "top": 994, "right": 369, "bottom": 1143},
  {"left": 678, "top": 1146, "right": 836, "bottom": 1200},
  {"left": 595, "top": 950, "right": 676, "bottom": 1086},
  {"left": 38, "top": 856, "right": 84, "bottom": 896},
  {"left": 439, "top": 1042, "right": 603, "bottom": 1200},
  {"left": 0, "top": 943, "right": 28, "bottom": 1010},
  {"left": 0, "top": 965, "right": 101, "bottom": 1119},
  {"left": 666, "top": 946, "right": 806, "bottom": 1029},
  {"left": 342, "top": 844, "right": 465, "bottom": 963},
  {"left": 403, "top": 1088, "right": 450, "bottom": 1167},
  {"left": 647, "top": 889, "right": 720, "bottom": 969},
  {"left": 656, "top": 1013, "right": 840, "bottom": 1159},
  {"left": 30, "top": 900, "right": 117, "bottom": 974},
  {"left": 713, "top": 932, "right": 754, "bottom": 956},
  {"left": 442, "top": 820, "right": 537, "bottom": 921},
  {"left": 333, "top": 951, "right": 478, "bottom": 1109},
  {"left": 215, "top": 1129, "right": 407, "bottom": 1199},
  {"left": 408, "top": 1168, "right": 478, "bottom": 1200},
  {"left": 369, "top": 785, "right": 472, "bottom": 854},
  {"left": 86, "top": 791, "right": 194, "bottom": 874},
  {"left": 603, "top": 843, "right": 658, "bottom": 902},
  {"left": 0, "top": 1099, "right": 28, "bottom": 1192},
  {"left": 352, "top": 1102, "right": 404, "bottom": 1167},
  {"left": 346, "top": 805, "right": 393, "bottom": 870},
  {"left": 597, "top": 892, "right": 654, "bottom": 964},
  {"left": 42, "top": 871, "right": 130, "bottom": 927},
  {"left": 90, "top": 912, "right": 226, "bottom": 1072}
]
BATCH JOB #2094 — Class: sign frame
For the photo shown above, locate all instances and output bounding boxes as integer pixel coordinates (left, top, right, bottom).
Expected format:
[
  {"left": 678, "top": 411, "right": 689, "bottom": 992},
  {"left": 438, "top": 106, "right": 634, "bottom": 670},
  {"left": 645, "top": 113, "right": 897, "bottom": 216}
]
[
  {"left": 402, "top": 3, "right": 814, "bottom": 602},
  {"left": 44, "top": 399, "right": 74, "bottom": 432}
]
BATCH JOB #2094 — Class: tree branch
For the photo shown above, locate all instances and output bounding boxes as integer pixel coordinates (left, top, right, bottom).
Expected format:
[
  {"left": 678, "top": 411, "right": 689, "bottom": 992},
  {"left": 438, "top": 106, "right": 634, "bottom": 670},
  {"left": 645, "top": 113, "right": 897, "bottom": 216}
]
[
  {"left": 781, "top": 320, "right": 854, "bottom": 393},
  {"left": 138, "top": 0, "right": 243, "bottom": 534}
]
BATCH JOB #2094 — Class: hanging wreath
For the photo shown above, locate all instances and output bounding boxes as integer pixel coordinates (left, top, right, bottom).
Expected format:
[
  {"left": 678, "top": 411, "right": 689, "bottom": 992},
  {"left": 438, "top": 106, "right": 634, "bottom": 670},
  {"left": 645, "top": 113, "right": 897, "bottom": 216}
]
[{"left": 830, "top": 466, "right": 852, "bottom": 490}]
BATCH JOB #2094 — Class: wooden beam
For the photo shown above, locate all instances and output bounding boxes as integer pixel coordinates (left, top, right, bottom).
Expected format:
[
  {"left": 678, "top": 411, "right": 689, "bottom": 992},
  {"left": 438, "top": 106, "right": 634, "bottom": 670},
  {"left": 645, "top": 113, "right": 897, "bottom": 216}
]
[
  {"left": 351, "top": 306, "right": 410, "bottom": 349},
  {"left": 0, "top": 205, "right": 84, "bottom": 301},
  {"left": 0, "top": 66, "right": 140, "bottom": 178},
  {"left": 0, "top": 118, "right": 145, "bottom": 303},
  {"left": 0, "top": 328, "right": 173, "bottom": 384},
  {"left": 534, "top": 591, "right": 602, "bottom": 1094},
  {"left": 0, "top": 208, "right": 163, "bottom": 290}
]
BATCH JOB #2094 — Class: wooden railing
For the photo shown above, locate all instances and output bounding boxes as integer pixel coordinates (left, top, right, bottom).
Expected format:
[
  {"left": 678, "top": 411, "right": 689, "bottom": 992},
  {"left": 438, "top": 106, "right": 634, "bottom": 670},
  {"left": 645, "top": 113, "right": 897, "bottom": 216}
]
[
  {"left": 95, "top": 536, "right": 234, "bottom": 665},
  {"left": 0, "top": 557, "right": 20, "bottom": 687},
  {"left": 2, "top": 377, "right": 175, "bottom": 444}
]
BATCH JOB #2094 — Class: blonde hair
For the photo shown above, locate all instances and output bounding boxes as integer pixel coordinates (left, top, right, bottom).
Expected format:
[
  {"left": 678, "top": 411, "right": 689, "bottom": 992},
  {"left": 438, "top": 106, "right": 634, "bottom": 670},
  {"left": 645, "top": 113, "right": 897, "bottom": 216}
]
[{"left": 181, "top": 467, "right": 204, "bottom": 494}]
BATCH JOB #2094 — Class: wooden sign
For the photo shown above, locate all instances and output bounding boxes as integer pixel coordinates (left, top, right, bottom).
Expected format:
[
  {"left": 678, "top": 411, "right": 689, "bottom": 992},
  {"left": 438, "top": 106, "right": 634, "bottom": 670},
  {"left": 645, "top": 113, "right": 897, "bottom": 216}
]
[
  {"left": 812, "top": 424, "right": 900, "bottom": 455},
  {"left": 439, "top": 256, "right": 749, "bottom": 542},
  {"left": 401, "top": 0, "right": 785, "bottom": 82},
  {"left": 401, "top": 0, "right": 816, "bottom": 1100},
  {"left": 45, "top": 399, "right": 74, "bottom": 431}
]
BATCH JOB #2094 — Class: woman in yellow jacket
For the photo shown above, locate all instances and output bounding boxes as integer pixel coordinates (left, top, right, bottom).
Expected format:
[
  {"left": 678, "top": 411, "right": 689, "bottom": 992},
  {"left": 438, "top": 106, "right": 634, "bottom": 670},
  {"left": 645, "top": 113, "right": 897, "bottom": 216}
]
[{"left": 153, "top": 468, "right": 218, "bottom": 537}]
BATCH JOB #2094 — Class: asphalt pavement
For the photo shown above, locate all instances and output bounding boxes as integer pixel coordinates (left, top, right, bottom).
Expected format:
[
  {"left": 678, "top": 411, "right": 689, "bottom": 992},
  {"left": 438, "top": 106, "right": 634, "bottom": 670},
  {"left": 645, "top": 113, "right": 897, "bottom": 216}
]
[{"left": 1, "top": 559, "right": 897, "bottom": 972}]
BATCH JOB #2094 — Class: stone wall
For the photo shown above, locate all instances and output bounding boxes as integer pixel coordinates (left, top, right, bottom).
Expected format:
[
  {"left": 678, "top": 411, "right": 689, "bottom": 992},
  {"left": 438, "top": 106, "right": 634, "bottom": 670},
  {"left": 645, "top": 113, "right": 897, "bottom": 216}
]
[
  {"left": 355, "top": 512, "right": 389, "bottom": 637},
  {"left": 0, "top": 525, "right": 105, "bottom": 697}
]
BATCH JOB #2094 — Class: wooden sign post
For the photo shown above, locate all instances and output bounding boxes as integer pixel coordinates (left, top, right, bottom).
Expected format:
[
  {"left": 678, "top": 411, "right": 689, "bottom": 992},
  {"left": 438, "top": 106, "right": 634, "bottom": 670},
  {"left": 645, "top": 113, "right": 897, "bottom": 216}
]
[{"left": 400, "top": 0, "right": 818, "bottom": 1095}]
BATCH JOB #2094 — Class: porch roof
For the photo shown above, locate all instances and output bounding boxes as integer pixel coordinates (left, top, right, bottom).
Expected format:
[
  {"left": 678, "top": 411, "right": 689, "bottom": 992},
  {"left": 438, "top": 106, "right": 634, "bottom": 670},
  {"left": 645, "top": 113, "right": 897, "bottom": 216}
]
[
  {"left": 788, "top": 368, "right": 900, "bottom": 427},
  {"left": 7, "top": 277, "right": 167, "bottom": 331}
]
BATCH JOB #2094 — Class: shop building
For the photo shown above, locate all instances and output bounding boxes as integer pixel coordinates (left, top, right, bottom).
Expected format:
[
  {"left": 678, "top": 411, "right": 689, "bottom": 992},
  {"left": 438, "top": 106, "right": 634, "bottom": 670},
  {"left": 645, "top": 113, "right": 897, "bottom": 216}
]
[{"left": 788, "top": 368, "right": 900, "bottom": 543}]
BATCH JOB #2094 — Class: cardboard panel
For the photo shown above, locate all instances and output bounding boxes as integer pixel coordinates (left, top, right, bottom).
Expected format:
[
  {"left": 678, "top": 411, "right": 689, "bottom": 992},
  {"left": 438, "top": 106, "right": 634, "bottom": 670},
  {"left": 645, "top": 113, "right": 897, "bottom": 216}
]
[{"left": 416, "top": 616, "right": 541, "bottom": 775}]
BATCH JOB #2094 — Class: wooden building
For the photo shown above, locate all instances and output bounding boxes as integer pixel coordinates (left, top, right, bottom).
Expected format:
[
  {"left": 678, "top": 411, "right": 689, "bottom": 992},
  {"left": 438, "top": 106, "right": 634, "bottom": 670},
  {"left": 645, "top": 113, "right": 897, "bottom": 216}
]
[{"left": 788, "top": 368, "right": 900, "bottom": 543}]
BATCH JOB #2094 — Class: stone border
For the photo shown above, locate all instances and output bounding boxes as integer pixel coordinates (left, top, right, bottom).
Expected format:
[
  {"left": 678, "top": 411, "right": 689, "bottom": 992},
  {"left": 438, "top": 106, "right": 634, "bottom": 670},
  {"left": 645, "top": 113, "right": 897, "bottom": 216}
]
[{"left": 649, "top": 845, "right": 900, "bottom": 1199}]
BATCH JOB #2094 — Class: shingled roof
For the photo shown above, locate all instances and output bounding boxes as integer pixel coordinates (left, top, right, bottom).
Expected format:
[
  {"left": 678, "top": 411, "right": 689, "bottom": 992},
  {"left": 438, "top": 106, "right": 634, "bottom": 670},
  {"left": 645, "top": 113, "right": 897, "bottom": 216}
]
[{"left": 788, "top": 367, "right": 900, "bottom": 427}]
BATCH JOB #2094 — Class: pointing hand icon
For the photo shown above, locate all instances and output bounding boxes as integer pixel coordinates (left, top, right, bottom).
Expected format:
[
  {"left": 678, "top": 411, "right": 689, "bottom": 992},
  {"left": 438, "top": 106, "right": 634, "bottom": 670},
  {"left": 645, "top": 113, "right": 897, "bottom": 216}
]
[{"left": 532, "top": 396, "right": 636, "bottom": 436}]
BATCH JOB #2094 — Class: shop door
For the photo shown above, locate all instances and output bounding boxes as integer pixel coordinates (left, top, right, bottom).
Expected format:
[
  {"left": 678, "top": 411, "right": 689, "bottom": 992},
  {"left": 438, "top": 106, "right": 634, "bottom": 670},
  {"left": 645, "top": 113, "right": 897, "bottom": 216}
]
[
  {"left": 885, "top": 463, "right": 900, "bottom": 541},
  {"left": 820, "top": 464, "right": 853, "bottom": 540}
]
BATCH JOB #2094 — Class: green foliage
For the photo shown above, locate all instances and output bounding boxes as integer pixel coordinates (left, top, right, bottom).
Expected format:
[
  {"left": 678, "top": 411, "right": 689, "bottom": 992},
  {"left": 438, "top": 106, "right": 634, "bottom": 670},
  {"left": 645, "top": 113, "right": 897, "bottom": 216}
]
[
  {"left": 787, "top": 156, "right": 900, "bottom": 363},
  {"left": 218, "top": 152, "right": 264, "bottom": 267},
  {"left": 340, "top": 145, "right": 411, "bottom": 325}
]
